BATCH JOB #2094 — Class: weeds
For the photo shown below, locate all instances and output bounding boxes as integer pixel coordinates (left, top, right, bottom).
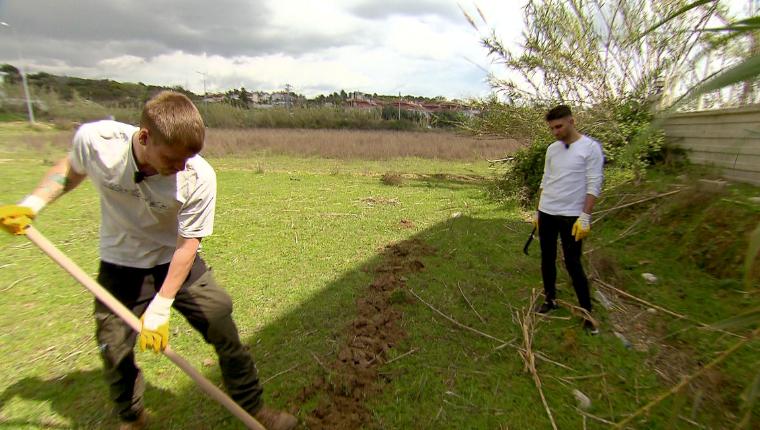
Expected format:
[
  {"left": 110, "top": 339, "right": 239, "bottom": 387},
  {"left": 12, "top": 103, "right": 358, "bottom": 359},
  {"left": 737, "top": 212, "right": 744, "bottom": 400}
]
[{"left": 380, "top": 172, "right": 403, "bottom": 186}]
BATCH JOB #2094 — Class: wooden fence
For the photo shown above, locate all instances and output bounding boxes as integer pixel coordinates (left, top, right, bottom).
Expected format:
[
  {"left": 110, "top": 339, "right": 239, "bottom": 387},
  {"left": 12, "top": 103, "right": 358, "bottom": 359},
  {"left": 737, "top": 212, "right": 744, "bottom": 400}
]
[{"left": 661, "top": 106, "right": 760, "bottom": 185}]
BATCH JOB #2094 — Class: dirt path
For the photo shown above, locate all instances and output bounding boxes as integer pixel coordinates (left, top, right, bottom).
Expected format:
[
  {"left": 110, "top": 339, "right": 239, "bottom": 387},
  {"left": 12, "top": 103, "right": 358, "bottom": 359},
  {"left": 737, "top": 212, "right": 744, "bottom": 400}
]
[{"left": 297, "top": 238, "right": 435, "bottom": 429}]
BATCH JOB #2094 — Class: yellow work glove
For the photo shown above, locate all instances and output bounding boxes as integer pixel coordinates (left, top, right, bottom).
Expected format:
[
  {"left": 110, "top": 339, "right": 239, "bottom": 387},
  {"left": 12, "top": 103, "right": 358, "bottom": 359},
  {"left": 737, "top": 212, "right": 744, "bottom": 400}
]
[
  {"left": 572, "top": 212, "right": 591, "bottom": 241},
  {"left": 0, "top": 205, "right": 35, "bottom": 235},
  {"left": 139, "top": 294, "right": 174, "bottom": 353},
  {"left": 532, "top": 211, "right": 539, "bottom": 233}
]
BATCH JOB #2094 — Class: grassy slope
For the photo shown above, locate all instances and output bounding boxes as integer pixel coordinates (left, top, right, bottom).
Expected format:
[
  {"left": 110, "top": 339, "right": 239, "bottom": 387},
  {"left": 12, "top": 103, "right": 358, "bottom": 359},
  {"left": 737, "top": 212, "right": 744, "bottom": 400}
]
[{"left": 0, "top": 124, "right": 758, "bottom": 429}]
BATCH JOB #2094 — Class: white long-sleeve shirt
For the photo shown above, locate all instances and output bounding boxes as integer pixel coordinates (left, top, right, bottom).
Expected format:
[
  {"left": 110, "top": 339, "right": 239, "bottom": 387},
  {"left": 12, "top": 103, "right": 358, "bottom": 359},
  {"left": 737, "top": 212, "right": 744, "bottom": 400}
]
[{"left": 538, "top": 135, "right": 604, "bottom": 216}]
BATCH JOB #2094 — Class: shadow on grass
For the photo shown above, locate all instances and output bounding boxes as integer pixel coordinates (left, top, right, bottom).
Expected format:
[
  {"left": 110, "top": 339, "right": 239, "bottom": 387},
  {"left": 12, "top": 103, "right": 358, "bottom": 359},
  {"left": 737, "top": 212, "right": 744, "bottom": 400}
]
[
  {"left": 1, "top": 214, "right": 535, "bottom": 429},
  {"left": 235, "top": 214, "right": 532, "bottom": 429},
  {"left": 0, "top": 370, "right": 175, "bottom": 429}
]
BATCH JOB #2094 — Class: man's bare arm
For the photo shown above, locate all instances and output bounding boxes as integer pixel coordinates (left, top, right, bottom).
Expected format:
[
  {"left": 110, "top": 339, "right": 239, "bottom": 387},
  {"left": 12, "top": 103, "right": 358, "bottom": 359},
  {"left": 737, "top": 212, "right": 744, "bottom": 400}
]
[
  {"left": 27, "top": 156, "right": 87, "bottom": 207},
  {"left": 157, "top": 236, "right": 202, "bottom": 299}
]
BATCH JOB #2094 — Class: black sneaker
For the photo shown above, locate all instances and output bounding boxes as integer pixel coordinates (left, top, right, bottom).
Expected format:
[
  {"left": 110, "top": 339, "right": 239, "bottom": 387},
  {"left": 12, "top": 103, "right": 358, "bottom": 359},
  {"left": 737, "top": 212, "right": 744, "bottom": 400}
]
[
  {"left": 583, "top": 319, "right": 599, "bottom": 336},
  {"left": 535, "top": 300, "right": 558, "bottom": 314}
]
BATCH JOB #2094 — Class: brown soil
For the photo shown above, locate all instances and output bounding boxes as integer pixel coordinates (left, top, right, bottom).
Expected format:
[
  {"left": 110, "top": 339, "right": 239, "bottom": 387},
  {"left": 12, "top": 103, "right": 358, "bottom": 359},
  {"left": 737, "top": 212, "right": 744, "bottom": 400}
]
[
  {"left": 297, "top": 238, "right": 435, "bottom": 429},
  {"left": 360, "top": 196, "right": 400, "bottom": 206},
  {"left": 398, "top": 219, "right": 415, "bottom": 229}
]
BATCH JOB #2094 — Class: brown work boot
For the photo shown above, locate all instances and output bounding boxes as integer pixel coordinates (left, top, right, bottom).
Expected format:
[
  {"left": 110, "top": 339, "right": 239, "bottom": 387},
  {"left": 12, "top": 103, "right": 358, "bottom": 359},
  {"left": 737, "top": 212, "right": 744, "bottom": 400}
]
[
  {"left": 118, "top": 411, "right": 147, "bottom": 430},
  {"left": 254, "top": 406, "right": 297, "bottom": 430}
]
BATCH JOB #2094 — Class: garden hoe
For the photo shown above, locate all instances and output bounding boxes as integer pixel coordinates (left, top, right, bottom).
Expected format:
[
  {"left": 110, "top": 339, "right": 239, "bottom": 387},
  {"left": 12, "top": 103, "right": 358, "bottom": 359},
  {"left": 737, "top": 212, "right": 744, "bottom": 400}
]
[{"left": 23, "top": 226, "right": 265, "bottom": 430}]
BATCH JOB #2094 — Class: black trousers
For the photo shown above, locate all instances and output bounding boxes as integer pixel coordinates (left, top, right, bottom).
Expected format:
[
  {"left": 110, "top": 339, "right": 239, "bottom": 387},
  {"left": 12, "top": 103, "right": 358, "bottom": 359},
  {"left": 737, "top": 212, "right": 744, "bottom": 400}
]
[
  {"left": 538, "top": 211, "right": 592, "bottom": 312},
  {"left": 94, "top": 257, "right": 263, "bottom": 422}
]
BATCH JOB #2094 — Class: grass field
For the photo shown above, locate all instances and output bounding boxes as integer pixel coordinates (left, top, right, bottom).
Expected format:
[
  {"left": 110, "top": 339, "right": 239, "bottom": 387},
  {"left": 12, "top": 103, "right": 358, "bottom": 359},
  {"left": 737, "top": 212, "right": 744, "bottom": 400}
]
[{"left": 0, "top": 123, "right": 758, "bottom": 429}]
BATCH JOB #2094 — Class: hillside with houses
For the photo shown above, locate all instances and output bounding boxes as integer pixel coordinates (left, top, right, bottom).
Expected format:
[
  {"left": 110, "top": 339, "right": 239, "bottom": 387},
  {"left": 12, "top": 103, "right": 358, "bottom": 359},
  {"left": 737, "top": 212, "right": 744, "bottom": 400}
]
[{"left": 0, "top": 64, "right": 475, "bottom": 120}]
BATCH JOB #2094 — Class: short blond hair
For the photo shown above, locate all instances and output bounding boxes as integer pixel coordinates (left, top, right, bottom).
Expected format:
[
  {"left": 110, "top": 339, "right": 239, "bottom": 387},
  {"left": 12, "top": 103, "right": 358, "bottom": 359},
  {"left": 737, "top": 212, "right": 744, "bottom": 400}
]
[{"left": 140, "top": 91, "right": 205, "bottom": 153}]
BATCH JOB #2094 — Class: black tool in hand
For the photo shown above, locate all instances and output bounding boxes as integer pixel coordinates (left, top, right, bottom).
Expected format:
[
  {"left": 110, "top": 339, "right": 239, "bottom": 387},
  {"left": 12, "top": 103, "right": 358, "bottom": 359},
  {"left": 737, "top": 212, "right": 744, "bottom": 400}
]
[{"left": 523, "top": 226, "right": 536, "bottom": 255}]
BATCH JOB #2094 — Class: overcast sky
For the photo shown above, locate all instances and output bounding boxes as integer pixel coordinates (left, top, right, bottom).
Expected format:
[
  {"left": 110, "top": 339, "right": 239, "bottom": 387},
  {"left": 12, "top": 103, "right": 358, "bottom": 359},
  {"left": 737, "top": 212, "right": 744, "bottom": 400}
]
[{"left": 0, "top": 0, "right": 524, "bottom": 99}]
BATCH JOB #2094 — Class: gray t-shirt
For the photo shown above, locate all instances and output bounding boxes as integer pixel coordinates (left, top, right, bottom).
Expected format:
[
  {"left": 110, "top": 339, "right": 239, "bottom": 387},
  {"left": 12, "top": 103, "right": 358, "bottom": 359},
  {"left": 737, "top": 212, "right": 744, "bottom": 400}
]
[{"left": 69, "top": 120, "right": 216, "bottom": 268}]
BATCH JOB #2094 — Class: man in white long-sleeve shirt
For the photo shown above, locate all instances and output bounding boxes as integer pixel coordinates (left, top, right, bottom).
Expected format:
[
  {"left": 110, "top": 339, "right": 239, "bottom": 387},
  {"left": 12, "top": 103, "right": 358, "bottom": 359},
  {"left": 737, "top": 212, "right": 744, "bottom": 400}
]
[{"left": 533, "top": 105, "right": 604, "bottom": 335}]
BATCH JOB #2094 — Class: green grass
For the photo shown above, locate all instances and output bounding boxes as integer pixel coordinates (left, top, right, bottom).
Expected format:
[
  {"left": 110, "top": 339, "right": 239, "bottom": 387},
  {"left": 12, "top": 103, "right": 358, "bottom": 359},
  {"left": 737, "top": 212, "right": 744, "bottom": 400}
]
[{"left": 0, "top": 126, "right": 758, "bottom": 429}]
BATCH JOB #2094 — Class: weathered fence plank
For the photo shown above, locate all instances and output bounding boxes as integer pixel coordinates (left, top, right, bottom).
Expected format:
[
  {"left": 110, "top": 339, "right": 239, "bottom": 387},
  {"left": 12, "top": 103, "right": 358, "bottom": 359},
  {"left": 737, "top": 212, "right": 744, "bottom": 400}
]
[{"left": 662, "top": 106, "right": 760, "bottom": 185}]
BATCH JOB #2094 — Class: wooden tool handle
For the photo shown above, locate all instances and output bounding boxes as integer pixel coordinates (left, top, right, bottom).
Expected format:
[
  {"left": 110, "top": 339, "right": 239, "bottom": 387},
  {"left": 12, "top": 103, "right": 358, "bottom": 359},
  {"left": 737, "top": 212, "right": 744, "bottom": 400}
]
[{"left": 25, "top": 226, "right": 265, "bottom": 430}]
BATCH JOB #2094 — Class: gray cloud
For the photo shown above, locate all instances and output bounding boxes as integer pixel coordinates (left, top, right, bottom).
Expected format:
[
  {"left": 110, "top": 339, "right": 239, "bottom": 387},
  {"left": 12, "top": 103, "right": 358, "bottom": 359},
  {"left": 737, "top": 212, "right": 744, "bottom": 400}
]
[
  {"left": 0, "top": 0, "right": 360, "bottom": 65},
  {"left": 349, "top": 0, "right": 461, "bottom": 22},
  {"left": 0, "top": 35, "right": 167, "bottom": 69},
  {"left": 211, "top": 74, "right": 270, "bottom": 92},
  {"left": 0, "top": 0, "right": 491, "bottom": 98}
]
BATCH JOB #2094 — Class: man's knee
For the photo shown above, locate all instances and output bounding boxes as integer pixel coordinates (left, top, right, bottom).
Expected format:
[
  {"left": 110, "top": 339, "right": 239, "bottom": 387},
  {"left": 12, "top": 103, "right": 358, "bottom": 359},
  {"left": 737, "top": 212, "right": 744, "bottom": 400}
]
[
  {"left": 183, "top": 270, "right": 234, "bottom": 320},
  {"left": 95, "top": 310, "right": 136, "bottom": 367}
]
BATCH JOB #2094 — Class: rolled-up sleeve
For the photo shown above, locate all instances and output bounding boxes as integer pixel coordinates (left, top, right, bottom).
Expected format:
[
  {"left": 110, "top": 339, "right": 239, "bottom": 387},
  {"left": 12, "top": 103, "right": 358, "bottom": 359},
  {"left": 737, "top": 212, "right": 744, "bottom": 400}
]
[
  {"left": 585, "top": 141, "right": 604, "bottom": 197},
  {"left": 68, "top": 124, "right": 91, "bottom": 175},
  {"left": 178, "top": 169, "right": 216, "bottom": 238}
]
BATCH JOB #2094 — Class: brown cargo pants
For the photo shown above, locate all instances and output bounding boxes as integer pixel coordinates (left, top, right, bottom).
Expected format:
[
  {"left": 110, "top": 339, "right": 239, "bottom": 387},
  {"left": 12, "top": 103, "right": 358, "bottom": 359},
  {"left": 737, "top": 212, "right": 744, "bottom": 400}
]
[{"left": 94, "top": 256, "right": 263, "bottom": 422}]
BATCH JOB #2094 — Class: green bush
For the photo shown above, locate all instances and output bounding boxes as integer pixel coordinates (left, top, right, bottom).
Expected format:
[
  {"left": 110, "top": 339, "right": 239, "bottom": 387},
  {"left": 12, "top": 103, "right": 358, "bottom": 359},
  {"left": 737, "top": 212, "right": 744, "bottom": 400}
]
[
  {"left": 579, "top": 99, "right": 665, "bottom": 171},
  {"left": 429, "top": 110, "right": 467, "bottom": 128},
  {"left": 381, "top": 105, "right": 427, "bottom": 124},
  {"left": 496, "top": 136, "right": 552, "bottom": 206}
]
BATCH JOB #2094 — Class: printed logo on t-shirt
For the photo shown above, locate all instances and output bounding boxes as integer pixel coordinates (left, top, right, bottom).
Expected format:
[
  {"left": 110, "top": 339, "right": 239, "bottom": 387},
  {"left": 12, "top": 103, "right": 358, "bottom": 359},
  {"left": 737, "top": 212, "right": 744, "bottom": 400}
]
[{"left": 102, "top": 181, "right": 170, "bottom": 210}]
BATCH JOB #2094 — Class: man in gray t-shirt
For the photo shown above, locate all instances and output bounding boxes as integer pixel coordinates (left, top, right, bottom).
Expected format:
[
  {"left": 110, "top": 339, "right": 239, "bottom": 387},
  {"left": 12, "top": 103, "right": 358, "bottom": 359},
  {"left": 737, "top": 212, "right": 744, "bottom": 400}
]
[{"left": 0, "top": 91, "right": 297, "bottom": 430}]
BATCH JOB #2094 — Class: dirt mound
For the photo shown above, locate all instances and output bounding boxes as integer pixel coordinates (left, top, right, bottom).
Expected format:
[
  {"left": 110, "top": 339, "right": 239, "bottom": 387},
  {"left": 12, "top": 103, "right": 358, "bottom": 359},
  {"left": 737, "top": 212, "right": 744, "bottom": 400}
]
[{"left": 298, "top": 239, "right": 435, "bottom": 429}]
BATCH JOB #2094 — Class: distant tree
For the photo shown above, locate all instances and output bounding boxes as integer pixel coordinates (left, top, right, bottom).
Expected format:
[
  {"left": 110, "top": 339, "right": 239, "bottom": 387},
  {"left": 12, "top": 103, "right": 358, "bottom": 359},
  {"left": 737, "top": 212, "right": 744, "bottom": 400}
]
[
  {"left": 465, "top": 0, "right": 722, "bottom": 107},
  {"left": 239, "top": 87, "right": 252, "bottom": 108},
  {"left": 0, "top": 64, "right": 21, "bottom": 85}
]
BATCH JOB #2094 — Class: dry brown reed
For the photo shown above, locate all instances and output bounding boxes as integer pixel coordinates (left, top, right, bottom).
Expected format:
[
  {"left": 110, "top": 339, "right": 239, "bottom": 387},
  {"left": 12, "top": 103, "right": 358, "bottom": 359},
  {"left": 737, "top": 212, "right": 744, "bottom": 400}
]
[
  {"left": 516, "top": 289, "right": 559, "bottom": 430},
  {"left": 17, "top": 128, "right": 522, "bottom": 161},
  {"left": 202, "top": 128, "right": 522, "bottom": 160}
]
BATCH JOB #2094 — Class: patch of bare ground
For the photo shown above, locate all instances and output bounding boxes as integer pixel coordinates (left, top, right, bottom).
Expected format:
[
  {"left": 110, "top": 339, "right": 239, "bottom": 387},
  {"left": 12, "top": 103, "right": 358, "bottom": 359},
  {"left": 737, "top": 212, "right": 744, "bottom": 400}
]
[
  {"left": 359, "top": 196, "right": 400, "bottom": 206},
  {"left": 297, "top": 239, "right": 435, "bottom": 429}
]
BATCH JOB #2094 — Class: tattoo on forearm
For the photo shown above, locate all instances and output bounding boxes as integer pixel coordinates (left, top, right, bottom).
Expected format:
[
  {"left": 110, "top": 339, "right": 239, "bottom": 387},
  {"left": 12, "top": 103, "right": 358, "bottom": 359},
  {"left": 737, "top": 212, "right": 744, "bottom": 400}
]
[
  {"left": 49, "top": 173, "right": 68, "bottom": 187},
  {"left": 37, "top": 172, "right": 68, "bottom": 197}
]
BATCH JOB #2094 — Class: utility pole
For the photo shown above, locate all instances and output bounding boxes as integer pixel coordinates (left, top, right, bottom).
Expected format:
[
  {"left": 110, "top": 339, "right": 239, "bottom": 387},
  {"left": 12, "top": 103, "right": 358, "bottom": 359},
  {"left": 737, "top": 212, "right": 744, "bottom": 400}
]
[
  {"left": 284, "top": 83, "right": 293, "bottom": 110},
  {"left": 398, "top": 91, "right": 401, "bottom": 121},
  {"left": 195, "top": 71, "right": 209, "bottom": 116},
  {"left": 1, "top": 22, "right": 34, "bottom": 124}
]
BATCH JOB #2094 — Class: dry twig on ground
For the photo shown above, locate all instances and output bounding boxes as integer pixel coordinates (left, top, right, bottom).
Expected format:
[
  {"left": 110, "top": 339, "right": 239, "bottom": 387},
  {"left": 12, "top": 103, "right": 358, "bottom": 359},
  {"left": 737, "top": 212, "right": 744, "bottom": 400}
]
[
  {"left": 593, "top": 278, "right": 744, "bottom": 339},
  {"left": 592, "top": 189, "right": 683, "bottom": 220},
  {"left": 410, "top": 288, "right": 572, "bottom": 371},
  {"left": 456, "top": 281, "right": 487, "bottom": 324},
  {"left": 516, "top": 289, "right": 558, "bottom": 430},
  {"left": 409, "top": 288, "right": 510, "bottom": 345},
  {"left": 615, "top": 327, "right": 760, "bottom": 428},
  {"left": 556, "top": 298, "right": 598, "bottom": 326},
  {"left": 384, "top": 347, "right": 419, "bottom": 365},
  {"left": 2, "top": 275, "right": 33, "bottom": 292}
]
